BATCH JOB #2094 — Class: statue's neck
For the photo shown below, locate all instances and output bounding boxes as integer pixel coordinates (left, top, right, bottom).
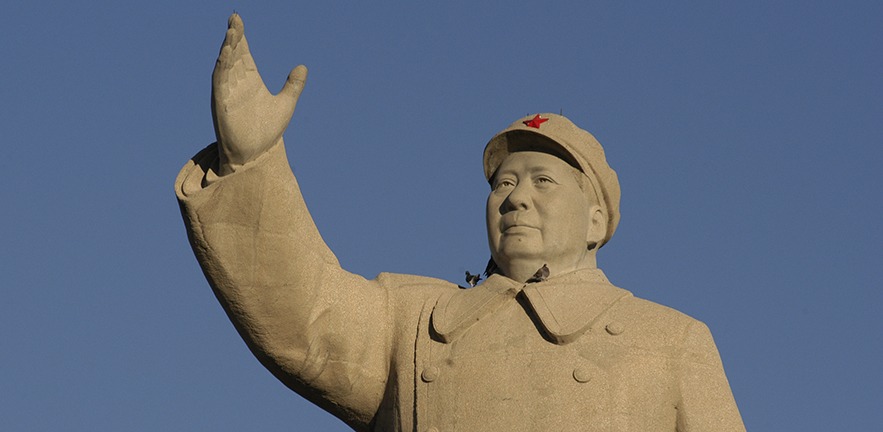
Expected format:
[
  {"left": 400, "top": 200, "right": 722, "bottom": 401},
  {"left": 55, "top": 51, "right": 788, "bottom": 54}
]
[{"left": 501, "top": 252, "right": 597, "bottom": 283}]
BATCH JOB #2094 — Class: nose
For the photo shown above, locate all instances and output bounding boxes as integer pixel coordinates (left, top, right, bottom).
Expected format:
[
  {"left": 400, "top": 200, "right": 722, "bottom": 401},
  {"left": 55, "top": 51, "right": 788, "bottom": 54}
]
[{"left": 503, "top": 182, "right": 531, "bottom": 212}]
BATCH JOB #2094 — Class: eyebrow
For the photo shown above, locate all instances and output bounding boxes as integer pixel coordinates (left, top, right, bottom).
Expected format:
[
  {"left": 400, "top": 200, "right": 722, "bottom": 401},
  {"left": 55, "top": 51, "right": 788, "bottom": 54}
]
[{"left": 496, "top": 165, "right": 565, "bottom": 177}]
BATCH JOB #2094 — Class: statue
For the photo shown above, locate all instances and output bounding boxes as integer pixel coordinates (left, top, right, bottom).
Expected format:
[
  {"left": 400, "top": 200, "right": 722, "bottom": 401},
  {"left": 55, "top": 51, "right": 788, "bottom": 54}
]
[{"left": 176, "top": 14, "right": 745, "bottom": 432}]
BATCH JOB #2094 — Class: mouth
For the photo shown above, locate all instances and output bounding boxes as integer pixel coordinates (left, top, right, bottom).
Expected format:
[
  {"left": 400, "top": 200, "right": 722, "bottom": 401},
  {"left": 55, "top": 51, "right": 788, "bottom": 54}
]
[
  {"left": 500, "top": 213, "right": 537, "bottom": 233},
  {"left": 502, "top": 223, "right": 538, "bottom": 233}
]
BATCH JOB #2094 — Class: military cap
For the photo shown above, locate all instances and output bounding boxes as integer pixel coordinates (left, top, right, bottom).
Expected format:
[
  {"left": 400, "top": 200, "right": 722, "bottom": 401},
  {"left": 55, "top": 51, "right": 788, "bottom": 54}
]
[{"left": 483, "top": 113, "right": 621, "bottom": 247}]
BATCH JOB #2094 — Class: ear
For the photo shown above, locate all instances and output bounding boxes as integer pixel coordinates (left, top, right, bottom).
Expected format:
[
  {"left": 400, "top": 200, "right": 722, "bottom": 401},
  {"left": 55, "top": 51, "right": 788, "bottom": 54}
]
[{"left": 585, "top": 204, "right": 607, "bottom": 250}]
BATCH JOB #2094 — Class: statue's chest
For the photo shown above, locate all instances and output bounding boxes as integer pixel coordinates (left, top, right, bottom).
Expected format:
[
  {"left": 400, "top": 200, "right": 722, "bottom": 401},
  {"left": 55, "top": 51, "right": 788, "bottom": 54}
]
[{"left": 413, "top": 297, "right": 678, "bottom": 431}]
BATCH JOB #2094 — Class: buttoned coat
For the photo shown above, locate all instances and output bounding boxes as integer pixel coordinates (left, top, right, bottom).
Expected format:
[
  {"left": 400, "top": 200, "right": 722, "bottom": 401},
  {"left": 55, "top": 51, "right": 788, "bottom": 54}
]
[{"left": 176, "top": 142, "right": 745, "bottom": 431}]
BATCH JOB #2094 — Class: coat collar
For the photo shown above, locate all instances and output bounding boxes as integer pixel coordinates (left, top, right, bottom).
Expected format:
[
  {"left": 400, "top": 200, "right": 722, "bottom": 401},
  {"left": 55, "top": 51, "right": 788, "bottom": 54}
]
[{"left": 431, "top": 268, "right": 632, "bottom": 345}]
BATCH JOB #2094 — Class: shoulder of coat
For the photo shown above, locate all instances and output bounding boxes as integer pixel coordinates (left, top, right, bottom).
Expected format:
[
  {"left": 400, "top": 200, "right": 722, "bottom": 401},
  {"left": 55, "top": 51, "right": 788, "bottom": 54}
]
[
  {"left": 375, "top": 272, "right": 460, "bottom": 293},
  {"left": 616, "top": 295, "right": 698, "bottom": 322},
  {"left": 601, "top": 294, "right": 702, "bottom": 349}
]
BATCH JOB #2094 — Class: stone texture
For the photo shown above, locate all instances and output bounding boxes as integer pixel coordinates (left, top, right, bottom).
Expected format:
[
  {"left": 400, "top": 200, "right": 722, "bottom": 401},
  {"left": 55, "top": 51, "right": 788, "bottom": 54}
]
[{"left": 176, "top": 13, "right": 745, "bottom": 431}]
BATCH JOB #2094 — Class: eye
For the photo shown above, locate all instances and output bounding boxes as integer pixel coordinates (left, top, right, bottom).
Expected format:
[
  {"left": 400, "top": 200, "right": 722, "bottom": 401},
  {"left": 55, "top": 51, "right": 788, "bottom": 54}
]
[
  {"left": 494, "top": 179, "right": 516, "bottom": 191},
  {"left": 534, "top": 176, "right": 556, "bottom": 186}
]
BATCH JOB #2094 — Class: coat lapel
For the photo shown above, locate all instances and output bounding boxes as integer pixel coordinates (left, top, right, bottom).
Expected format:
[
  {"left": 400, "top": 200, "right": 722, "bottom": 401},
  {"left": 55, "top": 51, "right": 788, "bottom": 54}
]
[
  {"left": 431, "top": 274, "right": 520, "bottom": 343},
  {"left": 521, "top": 273, "right": 631, "bottom": 344},
  {"left": 431, "top": 269, "right": 632, "bottom": 345}
]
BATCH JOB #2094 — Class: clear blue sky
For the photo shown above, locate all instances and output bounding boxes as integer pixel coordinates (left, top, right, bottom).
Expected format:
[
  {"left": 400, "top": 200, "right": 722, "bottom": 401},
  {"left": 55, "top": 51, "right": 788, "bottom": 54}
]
[{"left": 2, "top": 1, "right": 880, "bottom": 430}]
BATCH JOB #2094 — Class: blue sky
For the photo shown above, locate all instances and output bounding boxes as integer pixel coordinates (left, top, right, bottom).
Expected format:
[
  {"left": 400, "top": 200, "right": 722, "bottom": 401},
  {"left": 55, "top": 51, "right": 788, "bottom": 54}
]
[{"left": 2, "top": 1, "right": 881, "bottom": 430}]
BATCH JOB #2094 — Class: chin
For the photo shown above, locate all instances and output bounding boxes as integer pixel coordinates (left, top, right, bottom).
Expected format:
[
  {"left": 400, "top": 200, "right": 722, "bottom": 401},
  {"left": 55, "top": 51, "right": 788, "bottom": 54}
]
[{"left": 495, "top": 246, "right": 545, "bottom": 263}]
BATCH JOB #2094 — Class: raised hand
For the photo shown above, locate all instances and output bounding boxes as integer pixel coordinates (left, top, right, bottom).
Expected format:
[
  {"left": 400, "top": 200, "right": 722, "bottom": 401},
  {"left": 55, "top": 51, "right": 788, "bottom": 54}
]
[{"left": 211, "top": 14, "right": 307, "bottom": 175}]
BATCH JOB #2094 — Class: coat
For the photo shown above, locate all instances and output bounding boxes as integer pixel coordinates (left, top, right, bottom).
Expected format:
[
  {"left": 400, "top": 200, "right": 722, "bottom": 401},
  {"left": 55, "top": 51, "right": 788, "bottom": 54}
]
[{"left": 176, "top": 142, "right": 745, "bottom": 431}]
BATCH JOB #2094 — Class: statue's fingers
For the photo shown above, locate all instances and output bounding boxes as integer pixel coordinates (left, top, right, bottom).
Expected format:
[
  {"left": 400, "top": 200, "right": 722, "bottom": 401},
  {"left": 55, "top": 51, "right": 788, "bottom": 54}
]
[
  {"left": 217, "top": 14, "right": 243, "bottom": 61},
  {"left": 279, "top": 65, "right": 308, "bottom": 100},
  {"left": 228, "top": 13, "right": 243, "bottom": 34},
  {"left": 212, "top": 42, "right": 236, "bottom": 90},
  {"left": 227, "top": 13, "right": 241, "bottom": 29},
  {"left": 214, "top": 43, "right": 231, "bottom": 72},
  {"left": 237, "top": 38, "right": 258, "bottom": 73},
  {"left": 228, "top": 16, "right": 244, "bottom": 52},
  {"left": 224, "top": 17, "right": 259, "bottom": 78},
  {"left": 214, "top": 16, "right": 241, "bottom": 80}
]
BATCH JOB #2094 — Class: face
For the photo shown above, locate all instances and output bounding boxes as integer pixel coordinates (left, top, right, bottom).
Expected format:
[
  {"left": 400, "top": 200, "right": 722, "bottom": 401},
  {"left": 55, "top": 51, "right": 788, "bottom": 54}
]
[{"left": 486, "top": 151, "right": 598, "bottom": 275}]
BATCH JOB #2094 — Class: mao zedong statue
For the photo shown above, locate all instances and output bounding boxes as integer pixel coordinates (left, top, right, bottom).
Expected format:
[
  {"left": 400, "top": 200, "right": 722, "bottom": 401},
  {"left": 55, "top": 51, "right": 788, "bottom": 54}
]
[{"left": 176, "top": 14, "right": 745, "bottom": 432}]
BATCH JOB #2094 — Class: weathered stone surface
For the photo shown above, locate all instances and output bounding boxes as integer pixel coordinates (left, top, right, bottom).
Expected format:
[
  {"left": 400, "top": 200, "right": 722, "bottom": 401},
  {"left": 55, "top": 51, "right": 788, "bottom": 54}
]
[{"left": 177, "top": 13, "right": 745, "bottom": 431}]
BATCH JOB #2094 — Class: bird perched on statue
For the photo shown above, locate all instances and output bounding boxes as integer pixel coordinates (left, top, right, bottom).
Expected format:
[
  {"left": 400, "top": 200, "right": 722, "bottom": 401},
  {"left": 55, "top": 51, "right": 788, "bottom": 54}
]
[
  {"left": 465, "top": 271, "right": 482, "bottom": 287},
  {"left": 526, "top": 264, "right": 550, "bottom": 283}
]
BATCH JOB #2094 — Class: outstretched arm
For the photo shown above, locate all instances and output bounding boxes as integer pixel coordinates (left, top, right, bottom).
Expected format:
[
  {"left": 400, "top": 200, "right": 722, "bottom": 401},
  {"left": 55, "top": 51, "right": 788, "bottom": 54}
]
[{"left": 177, "top": 15, "right": 391, "bottom": 430}]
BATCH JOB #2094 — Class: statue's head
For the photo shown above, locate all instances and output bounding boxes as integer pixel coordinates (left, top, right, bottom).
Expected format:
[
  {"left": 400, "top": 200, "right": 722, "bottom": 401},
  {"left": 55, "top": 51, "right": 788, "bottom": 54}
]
[{"left": 483, "top": 114, "right": 620, "bottom": 281}]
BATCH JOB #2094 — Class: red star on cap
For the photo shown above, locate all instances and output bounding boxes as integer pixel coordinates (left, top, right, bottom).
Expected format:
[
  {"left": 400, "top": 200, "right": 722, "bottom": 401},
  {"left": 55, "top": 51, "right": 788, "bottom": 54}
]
[{"left": 523, "top": 114, "right": 549, "bottom": 129}]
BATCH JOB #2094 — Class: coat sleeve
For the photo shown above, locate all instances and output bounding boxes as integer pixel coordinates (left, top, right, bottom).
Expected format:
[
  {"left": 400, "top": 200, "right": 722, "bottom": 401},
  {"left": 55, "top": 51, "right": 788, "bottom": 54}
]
[
  {"left": 676, "top": 320, "right": 746, "bottom": 432},
  {"left": 175, "top": 141, "right": 391, "bottom": 431}
]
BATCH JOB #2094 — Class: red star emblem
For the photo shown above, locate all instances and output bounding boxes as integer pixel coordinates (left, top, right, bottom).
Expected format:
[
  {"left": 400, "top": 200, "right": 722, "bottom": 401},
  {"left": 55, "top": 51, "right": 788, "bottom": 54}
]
[{"left": 523, "top": 114, "right": 549, "bottom": 129}]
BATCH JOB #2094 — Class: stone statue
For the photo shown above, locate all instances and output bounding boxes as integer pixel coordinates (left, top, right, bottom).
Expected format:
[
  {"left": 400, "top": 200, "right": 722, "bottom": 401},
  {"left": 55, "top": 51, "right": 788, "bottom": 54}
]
[{"left": 176, "top": 14, "right": 745, "bottom": 432}]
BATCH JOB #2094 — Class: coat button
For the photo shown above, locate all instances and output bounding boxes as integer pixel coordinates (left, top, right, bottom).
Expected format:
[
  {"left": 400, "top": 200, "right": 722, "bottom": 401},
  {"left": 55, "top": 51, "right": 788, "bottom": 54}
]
[
  {"left": 573, "top": 367, "right": 592, "bottom": 383},
  {"left": 605, "top": 321, "right": 625, "bottom": 336},
  {"left": 421, "top": 366, "right": 440, "bottom": 382}
]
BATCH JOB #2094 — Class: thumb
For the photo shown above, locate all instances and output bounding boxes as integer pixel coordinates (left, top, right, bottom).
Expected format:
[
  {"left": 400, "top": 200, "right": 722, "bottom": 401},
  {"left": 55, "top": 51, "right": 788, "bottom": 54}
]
[{"left": 279, "top": 65, "right": 308, "bottom": 102}]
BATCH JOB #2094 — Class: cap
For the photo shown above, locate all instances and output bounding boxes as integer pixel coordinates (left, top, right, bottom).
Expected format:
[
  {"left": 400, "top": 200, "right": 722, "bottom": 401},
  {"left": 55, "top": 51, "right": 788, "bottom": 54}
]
[{"left": 483, "top": 113, "right": 620, "bottom": 247}]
